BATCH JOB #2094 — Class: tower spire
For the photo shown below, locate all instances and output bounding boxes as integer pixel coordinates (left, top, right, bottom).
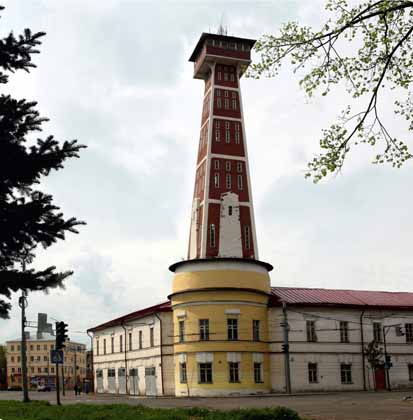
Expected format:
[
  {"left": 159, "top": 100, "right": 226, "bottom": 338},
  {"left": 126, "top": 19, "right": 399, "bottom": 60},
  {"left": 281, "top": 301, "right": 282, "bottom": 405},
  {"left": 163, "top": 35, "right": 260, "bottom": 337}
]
[{"left": 188, "top": 33, "right": 258, "bottom": 260}]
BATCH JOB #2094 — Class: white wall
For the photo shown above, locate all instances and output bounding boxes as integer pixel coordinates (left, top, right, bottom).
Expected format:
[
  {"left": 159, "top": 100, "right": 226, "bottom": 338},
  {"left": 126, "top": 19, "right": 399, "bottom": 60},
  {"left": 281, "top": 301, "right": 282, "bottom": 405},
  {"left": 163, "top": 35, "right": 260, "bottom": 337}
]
[
  {"left": 269, "top": 306, "right": 413, "bottom": 392},
  {"left": 92, "top": 311, "right": 174, "bottom": 395}
]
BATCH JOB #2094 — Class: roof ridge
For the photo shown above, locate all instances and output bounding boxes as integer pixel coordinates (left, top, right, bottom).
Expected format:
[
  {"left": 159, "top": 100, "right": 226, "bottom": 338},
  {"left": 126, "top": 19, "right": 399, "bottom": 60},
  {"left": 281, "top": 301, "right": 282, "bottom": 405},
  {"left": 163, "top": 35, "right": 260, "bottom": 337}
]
[{"left": 271, "top": 286, "right": 413, "bottom": 295}]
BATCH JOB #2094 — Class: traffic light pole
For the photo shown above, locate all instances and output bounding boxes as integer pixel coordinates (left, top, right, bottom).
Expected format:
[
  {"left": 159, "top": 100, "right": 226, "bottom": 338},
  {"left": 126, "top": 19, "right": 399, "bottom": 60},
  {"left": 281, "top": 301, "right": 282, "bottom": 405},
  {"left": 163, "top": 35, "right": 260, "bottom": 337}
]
[
  {"left": 19, "top": 287, "right": 29, "bottom": 403},
  {"left": 62, "top": 362, "right": 65, "bottom": 396},
  {"left": 55, "top": 360, "right": 61, "bottom": 405}
]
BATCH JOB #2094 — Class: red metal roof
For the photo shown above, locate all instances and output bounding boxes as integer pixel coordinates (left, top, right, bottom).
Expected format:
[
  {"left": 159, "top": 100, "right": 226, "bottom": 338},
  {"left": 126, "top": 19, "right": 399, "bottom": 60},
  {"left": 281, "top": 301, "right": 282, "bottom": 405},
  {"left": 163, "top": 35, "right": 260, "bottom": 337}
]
[
  {"left": 87, "top": 301, "right": 171, "bottom": 332},
  {"left": 270, "top": 287, "right": 413, "bottom": 309}
]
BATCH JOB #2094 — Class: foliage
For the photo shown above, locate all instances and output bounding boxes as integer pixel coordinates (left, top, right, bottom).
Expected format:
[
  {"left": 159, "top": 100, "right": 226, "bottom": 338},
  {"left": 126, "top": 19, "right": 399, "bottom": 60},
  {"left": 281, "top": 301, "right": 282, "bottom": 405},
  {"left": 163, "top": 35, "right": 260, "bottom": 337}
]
[
  {"left": 249, "top": 0, "right": 413, "bottom": 182},
  {"left": 0, "top": 6, "right": 86, "bottom": 318},
  {"left": 365, "top": 340, "right": 384, "bottom": 369},
  {"left": 0, "top": 401, "right": 302, "bottom": 420}
]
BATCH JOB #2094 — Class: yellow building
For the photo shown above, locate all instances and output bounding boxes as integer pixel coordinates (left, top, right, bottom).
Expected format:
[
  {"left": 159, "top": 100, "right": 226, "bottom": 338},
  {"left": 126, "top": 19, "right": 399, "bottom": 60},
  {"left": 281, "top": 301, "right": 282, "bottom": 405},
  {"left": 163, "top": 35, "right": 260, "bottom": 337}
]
[{"left": 6, "top": 314, "right": 87, "bottom": 390}]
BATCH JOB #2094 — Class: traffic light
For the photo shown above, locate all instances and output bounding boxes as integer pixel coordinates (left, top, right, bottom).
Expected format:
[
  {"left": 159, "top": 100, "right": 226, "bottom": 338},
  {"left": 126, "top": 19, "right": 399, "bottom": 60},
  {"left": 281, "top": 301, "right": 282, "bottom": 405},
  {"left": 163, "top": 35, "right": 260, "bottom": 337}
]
[
  {"left": 281, "top": 343, "right": 289, "bottom": 353},
  {"left": 55, "top": 321, "right": 69, "bottom": 350}
]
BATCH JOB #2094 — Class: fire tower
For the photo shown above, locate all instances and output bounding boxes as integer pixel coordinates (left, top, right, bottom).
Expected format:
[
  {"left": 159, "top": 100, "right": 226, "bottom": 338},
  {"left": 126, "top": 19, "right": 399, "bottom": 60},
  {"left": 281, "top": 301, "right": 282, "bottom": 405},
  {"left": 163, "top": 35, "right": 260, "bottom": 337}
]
[
  {"left": 187, "top": 33, "right": 258, "bottom": 260},
  {"left": 169, "top": 33, "right": 273, "bottom": 397}
]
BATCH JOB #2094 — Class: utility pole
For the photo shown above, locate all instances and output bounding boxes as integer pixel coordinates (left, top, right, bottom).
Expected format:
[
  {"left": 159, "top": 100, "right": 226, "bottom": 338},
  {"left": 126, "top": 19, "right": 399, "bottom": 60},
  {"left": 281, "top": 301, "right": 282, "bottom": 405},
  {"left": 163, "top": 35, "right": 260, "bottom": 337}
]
[
  {"left": 19, "top": 258, "right": 30, "bottom": 403},
  {"left": 281, "top": 302, "right": 292, "bottom": 394}
]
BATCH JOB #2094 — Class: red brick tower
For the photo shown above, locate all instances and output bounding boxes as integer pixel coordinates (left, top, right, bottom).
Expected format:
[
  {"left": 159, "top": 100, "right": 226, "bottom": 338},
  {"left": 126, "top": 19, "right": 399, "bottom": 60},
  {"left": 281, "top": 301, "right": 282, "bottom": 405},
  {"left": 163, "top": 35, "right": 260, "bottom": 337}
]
[{"left": 188, "top": 33, "right": 258, "bottom": 260}]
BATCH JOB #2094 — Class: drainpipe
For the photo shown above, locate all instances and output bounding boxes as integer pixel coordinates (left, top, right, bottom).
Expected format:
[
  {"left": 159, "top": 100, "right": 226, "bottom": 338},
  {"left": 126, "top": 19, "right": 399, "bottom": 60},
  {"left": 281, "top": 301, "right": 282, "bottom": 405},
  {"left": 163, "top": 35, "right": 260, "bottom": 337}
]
[
  {"left": 154, "top": 313, "right": 164, "bottom": 396},
  {"left": 86, "top": 331, "right": 94, "bottom": 392},
  {"left": 281, "top": 302, "right": 292, "bottom": 394},
  {"left": 360, "top": 308, "right": 366, "bottom": 391},
  {"left": 121, "top": 323, "right": 128, "bottom": 395}
]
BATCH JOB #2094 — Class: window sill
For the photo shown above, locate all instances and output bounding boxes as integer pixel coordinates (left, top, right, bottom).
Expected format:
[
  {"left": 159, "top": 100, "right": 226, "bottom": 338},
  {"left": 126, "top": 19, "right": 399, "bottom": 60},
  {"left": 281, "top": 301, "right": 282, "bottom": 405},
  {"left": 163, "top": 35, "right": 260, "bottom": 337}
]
[{"left": 198, "top": 382, "right": 213, "bottom": 385}]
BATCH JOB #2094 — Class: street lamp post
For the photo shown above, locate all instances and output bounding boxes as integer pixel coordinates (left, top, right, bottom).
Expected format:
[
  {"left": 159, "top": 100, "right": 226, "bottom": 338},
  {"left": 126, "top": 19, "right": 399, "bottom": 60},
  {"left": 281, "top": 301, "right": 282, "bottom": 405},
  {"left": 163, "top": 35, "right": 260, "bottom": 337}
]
[{"left": 18, "top": 277, "right": 29, "bottom": 402}]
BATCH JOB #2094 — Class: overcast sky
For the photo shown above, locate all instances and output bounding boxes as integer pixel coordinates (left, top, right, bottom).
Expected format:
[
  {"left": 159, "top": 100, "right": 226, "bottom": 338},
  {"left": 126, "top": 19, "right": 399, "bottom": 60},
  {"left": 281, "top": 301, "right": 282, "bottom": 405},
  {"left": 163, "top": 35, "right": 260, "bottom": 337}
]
[{"left": 1, "top": 0, "right": 413, "bottom": 346}]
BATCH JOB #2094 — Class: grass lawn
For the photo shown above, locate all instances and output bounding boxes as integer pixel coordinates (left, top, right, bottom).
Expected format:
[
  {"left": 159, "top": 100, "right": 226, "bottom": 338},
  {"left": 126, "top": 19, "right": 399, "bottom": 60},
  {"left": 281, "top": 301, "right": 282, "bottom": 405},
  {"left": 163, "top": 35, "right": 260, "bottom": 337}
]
[{"left": 0, "top": 400, "right": 303, "bottom": 420}]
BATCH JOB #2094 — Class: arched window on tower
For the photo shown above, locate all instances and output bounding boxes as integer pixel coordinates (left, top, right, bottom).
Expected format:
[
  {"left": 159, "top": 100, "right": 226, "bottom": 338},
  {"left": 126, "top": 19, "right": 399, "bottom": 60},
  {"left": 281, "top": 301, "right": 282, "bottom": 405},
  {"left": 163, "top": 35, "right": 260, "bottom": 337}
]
[
  {"left": 226, "top": 174, "right": 232, "bottom": 189},
  {"left": 210, "top": 224, "right": 216, "bottom": 248},
  {"left": 214, "top": 173, "right": 219, "bottom": 188},
  {"left": 237, "top": 174, "right": 243, "bottom": 190},
  {"left": 244, "top": 225, "right": 251, "bottom": 249},
  {"left": 235, "top": 123, "right": 240, "bottom": 144}
]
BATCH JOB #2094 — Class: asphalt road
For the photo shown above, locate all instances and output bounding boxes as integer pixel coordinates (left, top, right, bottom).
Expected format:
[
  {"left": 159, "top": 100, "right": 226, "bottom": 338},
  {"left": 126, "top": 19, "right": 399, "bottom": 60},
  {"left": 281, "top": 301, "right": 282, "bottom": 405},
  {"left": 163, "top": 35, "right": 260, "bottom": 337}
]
[{"left": 1, "top": 390, "right": 413, "bottom": 420}]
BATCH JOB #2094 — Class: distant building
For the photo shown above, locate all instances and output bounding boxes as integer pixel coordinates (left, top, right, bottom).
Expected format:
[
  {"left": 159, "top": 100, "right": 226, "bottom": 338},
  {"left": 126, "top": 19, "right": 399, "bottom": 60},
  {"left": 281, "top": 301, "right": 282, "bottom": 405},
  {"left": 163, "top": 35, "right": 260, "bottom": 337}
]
[
  {"left": 6, "top": 313, "right": 87, "bottom": 390},
  {"left": 0, "top": 345, "right": 7, "bottom": 390},
  {"left": 88, "top": 31, "right": 413, "bottom": 396}
]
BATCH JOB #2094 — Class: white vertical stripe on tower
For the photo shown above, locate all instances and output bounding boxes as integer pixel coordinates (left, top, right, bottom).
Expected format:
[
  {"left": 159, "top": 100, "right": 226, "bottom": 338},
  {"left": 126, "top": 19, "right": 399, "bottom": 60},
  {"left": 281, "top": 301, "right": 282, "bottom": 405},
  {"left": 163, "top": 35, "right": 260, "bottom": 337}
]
[{"left": 200, "top": 63, "right": 216, "bottom": 258}]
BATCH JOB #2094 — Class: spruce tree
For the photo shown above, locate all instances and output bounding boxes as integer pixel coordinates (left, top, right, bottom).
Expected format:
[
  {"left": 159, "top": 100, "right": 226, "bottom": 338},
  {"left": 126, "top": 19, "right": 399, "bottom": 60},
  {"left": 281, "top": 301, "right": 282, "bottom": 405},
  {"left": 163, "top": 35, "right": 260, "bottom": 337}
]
[{"left": 0, "top": 6, "right": 86, "bottom": 318}]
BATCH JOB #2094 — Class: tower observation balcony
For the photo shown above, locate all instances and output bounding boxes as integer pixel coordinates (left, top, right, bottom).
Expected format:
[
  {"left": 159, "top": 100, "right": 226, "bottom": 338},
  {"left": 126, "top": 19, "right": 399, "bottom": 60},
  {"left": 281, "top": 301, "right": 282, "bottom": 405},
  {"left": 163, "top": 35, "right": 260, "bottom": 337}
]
[{"left": 189, "top": 33, "right": 256, "bottom": 80}]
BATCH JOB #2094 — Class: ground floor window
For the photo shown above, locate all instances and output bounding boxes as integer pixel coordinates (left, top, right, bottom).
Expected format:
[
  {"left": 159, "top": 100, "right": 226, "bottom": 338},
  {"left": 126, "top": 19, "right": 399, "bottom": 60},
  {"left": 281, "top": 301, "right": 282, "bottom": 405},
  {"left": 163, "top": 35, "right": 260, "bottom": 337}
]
[
  {"left": 107, "top": 368, "right": 115, "bottom": 378},
  {"left": 180, "top": 362, "right": 187, "bottom": 383},
  {"left": 409, "top": 364, "right": 413, "bottom": 381},
  {"left": 340, "top": 364, "right": 352, "bottom": 384},
  {"left": 198, "top": 362, "right": 212, "bottom": 384},
  {"left": 308, "top": 363, "right": 318, "bottom": 383},
  {"left": 229, "top": 362, "right": 240, "bottom": 383},
  {"left": 254, "top": 362, "right": 263, "bottom": 383}
]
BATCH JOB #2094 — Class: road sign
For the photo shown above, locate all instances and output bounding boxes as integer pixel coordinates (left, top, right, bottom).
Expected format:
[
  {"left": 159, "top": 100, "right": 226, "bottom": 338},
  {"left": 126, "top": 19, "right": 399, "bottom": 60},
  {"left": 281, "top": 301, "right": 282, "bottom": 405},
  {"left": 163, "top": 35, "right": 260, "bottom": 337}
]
[{"left": 51, "top": 350, "right": 64, "bottom": 364}]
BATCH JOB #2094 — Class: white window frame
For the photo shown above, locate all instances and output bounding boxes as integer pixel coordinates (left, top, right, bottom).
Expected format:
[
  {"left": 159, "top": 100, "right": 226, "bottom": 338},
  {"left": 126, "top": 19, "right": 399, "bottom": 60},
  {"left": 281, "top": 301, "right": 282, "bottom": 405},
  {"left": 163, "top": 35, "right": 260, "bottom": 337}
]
[
  {"left": 210, "top": 224, "right": 216, "bottom": 247},
  {"left": 226, "top": 173, "right": 231, "bottom": 189},
  {"left": 237, "top": 174, "right": 243, "bottom": 190}
]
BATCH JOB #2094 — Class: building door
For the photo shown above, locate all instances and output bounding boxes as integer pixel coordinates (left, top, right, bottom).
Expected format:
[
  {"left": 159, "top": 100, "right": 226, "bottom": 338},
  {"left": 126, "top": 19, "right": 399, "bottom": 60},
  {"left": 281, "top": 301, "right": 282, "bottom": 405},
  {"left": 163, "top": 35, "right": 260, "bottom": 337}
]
[
  {"left": 145, "top": 367, "right": 157, "bottom": 396},
  {"left": 118, "top": 368, "right": 126, "bottom": 394},
  {"left": 107, "top": 368, "right": 116, "bottom": 393},
  {"left": 96, "top": 369, "right": 104, "bottom": 393},
  {"left": 375, "top": 367, "right": 386, "bottom": 390},
  {"left": 129, "top": 368, "right": 139, "bottom": 396}
]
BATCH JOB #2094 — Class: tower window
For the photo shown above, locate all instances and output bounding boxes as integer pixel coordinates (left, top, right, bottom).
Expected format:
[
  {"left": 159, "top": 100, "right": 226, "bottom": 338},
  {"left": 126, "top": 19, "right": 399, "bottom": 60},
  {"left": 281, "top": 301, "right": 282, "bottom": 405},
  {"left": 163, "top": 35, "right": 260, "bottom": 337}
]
[
  {"left": 237, "top": 162, "right": 242, "bottom": 173},
  {"left": 217, "top": 98, "right": 222, "bottom": 109},
  {"left": 235, "top": 131, "right": 240, "bottom": 144},
  {"left": 210, "top": 224, "right": 216, "bottom": 248},
  {"left": 227, "top": 318, "right": 238, "bottom": 341},
  {"left": 225, "top": 129, "right": 230, "bottom": 143},
  {"left": 180, "top": 362, "right": 187, "bottom": 383},
  {"left": 340, "top": 321, "right": 349, "bottom": 343},
  {"left": 139, "top": 331, "right": 143, "bottom": 349},
  {"left": 254, "top": 362, "right": 263, "bottom": 383},
  {"left": 120, "top": 335, "right": 123, "bottom": 353},
  {"left": 253, "top": 320, "right": 260, "bottom": 341},
  {"left": 308, "top": 363, "right": 318, "bottom": 383},
  {"left": 198, "top": 363, "right": 213, "bottom": 384},
  {"left": 111, "top": 336, "right": 114, "bottom": 353},
  {"left": 179, "top": 320, "right": 185, "bottom": 343},
  {"left": 199, "top": 319, "right": 209, "bottom": 341},
  {"left": 373, "top": 322, "right": 382, "bottom": 342},
  {"left": 150, "top": 327, "right": 154, "bottom": 347},
  {"left": 224, "top": 98, "right": 229, "bottom": 109},
  {"left": 214, "top": 173, "right": 219, "bottom": 188},
  {"left": 228, "top": 206, "right": 232, "bottom": 216},
  {"left": 244, "top": 225, "right": 251, "bottom": 249},
  {"left": 216, "top": 89, "right": 221, "bottom": 96},
  {"left": 129, "top": 332, "right": 132, "bottom": 351},
  {"left": 232, "top": 99, "right": 237, "bottom": 110},
  {"left": 341, "top": 364, "right": 352, "bottom": 384},
  {"left": 237, "top": 174, "right": 243, "bottom": 190},
  {"left": 224, "top": 72, "right": 228, "bottom": 81},
  {"left": 214, "top": 160, "right": 219, "bottom": 170},
  {"left": 226, "top": 161, "right": 231, "bottom": 171},
  {"left": 306, "top": 320, "right": 317, "bottom": 342},
  {"left": 218, "top": 71, "right": 222, "bottom": 81},
  {"left": 229, "top": 362, "right": 240, "bottom": 383},
  {"left": 226, "top": 174, "right": 231, "bottom": 189},
  {"left": 224, "top": 90, "right": 229, "bottom": 97}
]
